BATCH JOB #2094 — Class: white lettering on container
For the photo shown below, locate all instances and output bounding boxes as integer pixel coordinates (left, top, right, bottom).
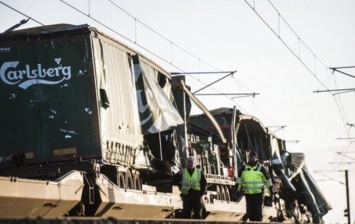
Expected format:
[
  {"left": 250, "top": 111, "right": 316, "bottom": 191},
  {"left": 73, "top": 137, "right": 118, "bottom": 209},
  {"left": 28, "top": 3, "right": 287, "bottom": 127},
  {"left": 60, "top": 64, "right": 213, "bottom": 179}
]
[{"left": 0, "top": 58, "right": 72, "bottom": 89}]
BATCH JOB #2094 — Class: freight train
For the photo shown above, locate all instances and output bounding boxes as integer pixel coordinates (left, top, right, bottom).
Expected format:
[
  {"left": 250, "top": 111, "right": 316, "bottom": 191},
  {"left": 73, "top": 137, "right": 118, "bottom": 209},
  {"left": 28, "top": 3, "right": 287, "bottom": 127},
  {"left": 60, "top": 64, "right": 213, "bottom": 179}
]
[{"left": 0, "top": 24, "right": 331, "bottom": 223}]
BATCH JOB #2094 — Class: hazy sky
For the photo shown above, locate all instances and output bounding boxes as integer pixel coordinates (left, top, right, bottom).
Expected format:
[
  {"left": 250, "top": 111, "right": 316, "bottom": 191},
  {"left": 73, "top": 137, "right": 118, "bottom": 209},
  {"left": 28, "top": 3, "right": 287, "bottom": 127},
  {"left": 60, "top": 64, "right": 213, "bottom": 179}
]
[{"left": 1, "top": 0, "right": 354, "bottom": 223}]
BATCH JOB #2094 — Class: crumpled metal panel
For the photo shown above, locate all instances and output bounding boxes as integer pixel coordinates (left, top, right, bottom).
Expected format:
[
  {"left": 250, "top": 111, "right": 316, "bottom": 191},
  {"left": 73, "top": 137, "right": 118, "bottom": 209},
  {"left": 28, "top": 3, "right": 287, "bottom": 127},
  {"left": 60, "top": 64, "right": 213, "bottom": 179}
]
[
  {"left": 289, "top": 153, "right": 332, "bottom": 222},
  {"left": 92, "top": 36, "right": 143, "bottom": 165},
  {"left": 133, "top": 55, "right": 184, "bottom": 135}
]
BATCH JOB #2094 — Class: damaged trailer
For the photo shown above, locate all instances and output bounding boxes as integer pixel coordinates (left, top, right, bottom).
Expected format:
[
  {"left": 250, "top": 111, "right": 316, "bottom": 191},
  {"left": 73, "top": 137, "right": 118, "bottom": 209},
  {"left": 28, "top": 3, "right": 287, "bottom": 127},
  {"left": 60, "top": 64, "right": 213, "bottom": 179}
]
[
  {"left": 187, "top": 107, "right": 332, "bottom": 223},
  {"left": 0, "top": 24, "right": 331, "bottom": 223},
  {"left": 0, "top": 23, "right": 244, "bottom": 220},
  {"left": 0, "top": 23, "right": 185, "bottom": 218}
]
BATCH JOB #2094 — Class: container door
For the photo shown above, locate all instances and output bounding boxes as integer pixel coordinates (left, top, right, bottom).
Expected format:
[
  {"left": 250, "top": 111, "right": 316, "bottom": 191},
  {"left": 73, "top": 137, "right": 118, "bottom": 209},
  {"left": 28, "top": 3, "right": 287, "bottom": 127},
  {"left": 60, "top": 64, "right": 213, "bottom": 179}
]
[
  {"left": 0, "top": 40, "right": 41, "bottom": 163},
  {"left": 0, "top": 35, "right": 101, "bottom": 164}
]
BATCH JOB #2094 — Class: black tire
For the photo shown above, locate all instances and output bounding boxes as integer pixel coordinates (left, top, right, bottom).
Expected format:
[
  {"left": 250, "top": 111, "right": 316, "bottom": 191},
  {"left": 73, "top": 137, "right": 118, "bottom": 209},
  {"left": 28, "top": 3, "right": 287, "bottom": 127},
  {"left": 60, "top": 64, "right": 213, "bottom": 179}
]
[
  {"left": 134, "top": 174, "right": 142, "bottom": 190},
  {"left": 224, "top": 185, "right": 230, "bottom": 202},
  {"left": 220, "top": 185, "right": 226, "bottom": 201},
  {"left": 125, "top": 170, "right": 134, "bottom": 190},
  {"left": 216, "top": 185, "right": 221, "bottom": 200},
  {"left": 117, "top": 171, "right": 125, "bottom": 189}
]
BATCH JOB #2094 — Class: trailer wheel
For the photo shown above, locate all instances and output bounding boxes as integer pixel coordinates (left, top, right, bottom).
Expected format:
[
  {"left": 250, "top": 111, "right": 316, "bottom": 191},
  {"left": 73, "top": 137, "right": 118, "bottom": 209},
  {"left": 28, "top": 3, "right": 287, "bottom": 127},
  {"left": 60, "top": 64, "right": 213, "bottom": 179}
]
[
  {"left": 220, "top": 185, "right": 226, "bottom": 201},
  {"left": 224, "top": 185, "right": 230, "bottom": 202},
  {"left": 78, "top": 202, "right": 85, "bottom": 216},
  {"left": 216, "top": 185, "right": 221, "bottom": 200},
  {"left": 134, "top": 174, "right": 142, "bottom": 190},
  {"left": 117, "top": 171, "right": 125, "bottom": 189},
  {"left": 125, "top": 170, "right": 134, "bottom": 189}
]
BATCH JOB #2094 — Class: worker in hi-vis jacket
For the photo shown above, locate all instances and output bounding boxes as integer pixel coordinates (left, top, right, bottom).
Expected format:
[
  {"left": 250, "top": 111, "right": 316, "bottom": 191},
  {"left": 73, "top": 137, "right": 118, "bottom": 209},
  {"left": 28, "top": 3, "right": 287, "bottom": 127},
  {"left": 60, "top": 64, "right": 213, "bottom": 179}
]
[
  {"left": 173, "top": 156, "right": 207, "bottom": 219},
  {"left": 236, "top": 151, "right": 274, "bottom": 221}
]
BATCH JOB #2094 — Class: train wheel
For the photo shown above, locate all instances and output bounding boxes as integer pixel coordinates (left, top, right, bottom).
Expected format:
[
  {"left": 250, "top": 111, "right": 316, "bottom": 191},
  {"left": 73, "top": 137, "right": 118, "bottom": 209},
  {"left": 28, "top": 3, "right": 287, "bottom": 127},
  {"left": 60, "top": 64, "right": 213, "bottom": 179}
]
[
  {"left": 125, "top": 170, "right": 134, "bottom": 189},
  {"left": 117, "top": 171, "right": 125, "bottom": 189}
]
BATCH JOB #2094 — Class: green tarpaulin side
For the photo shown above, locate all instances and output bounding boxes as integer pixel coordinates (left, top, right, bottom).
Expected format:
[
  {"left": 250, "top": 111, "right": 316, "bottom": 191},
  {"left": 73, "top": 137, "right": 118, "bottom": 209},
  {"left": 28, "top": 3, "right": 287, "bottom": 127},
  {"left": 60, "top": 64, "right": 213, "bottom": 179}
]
[{"left": 290, "top": 153, "right": 332, "bottom": 223}]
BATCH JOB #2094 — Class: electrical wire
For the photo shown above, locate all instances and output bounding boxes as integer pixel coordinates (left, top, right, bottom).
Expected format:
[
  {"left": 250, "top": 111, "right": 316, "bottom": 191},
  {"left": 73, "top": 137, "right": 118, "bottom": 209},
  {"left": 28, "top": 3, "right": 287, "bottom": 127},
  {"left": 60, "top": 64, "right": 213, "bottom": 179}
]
[
  {"left": 1, "top": 0, "right": 353, "bottom": 156},
  {"left": 0, "top": 1, "right": 45, "bottom": 26},
  {"left": 243, "top": 0, "right": 354, "bottom": 164},
  {"left": 61, "top": 0, "right": 244, "bottom": 105}
]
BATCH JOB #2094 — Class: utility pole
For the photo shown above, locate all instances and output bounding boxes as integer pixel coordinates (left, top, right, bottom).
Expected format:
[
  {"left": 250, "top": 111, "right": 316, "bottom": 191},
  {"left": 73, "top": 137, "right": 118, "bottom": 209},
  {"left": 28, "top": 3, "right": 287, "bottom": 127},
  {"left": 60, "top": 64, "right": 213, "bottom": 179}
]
[
  {"left": 345, "top": 170, "right": 351, "bottom": 224},
  {"left": 336, "top": 150, "right": 354, "bottom": 224},
  {"left": 315, "top": 168, "right": 353, "bottom": 223}
]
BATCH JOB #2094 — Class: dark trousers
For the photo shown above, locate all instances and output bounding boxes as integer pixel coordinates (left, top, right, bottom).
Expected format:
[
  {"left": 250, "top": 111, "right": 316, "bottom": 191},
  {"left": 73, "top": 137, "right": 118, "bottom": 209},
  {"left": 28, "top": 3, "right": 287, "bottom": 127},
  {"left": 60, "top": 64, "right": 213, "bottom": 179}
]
[
  {"left": 182, "top": 191, "right": 203, "bottom": 219},
  {"left": 245, "top": 193, "right": 263, "bottom": 221}
]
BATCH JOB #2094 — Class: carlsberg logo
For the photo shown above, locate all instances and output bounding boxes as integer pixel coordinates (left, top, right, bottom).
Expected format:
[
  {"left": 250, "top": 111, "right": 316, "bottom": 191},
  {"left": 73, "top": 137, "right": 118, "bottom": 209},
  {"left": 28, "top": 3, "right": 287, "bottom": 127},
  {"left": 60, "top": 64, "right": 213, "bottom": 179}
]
[{"left": 0, "top": 58, "right": 71, "bottom": 89}]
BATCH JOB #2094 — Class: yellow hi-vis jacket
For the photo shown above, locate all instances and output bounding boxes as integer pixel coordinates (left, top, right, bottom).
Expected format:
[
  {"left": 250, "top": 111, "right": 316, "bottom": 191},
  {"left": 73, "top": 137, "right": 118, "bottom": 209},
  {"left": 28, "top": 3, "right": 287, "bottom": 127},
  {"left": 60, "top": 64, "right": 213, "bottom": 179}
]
[
  {"left": 181, "top": 168, "right": 201, "bottom": 195},
  {"left": 236, "top": 164, "right": 272, "bottom": 194}
]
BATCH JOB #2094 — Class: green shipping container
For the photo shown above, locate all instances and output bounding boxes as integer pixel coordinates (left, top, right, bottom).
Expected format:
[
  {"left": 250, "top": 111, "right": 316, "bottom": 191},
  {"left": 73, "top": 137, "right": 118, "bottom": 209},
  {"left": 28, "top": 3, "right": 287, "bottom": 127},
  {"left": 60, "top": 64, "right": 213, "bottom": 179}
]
[
  {"left": 0, "top": 25, "right": 102, "bottom": 163},
  {"left": 0, "top": 24, "right": 183, "bottom": 165}
]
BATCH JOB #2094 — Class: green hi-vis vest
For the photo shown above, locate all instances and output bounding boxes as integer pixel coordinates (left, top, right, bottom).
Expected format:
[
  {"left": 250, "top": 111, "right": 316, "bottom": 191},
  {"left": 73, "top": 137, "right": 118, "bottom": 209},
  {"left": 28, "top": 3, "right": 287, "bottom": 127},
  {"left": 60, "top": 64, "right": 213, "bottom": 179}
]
[
  {"left": 237, "top": 164, "right": 272, "bottom": 194},
  {"left": 181, "top": 168, "right": 201, "bottom": 195}
]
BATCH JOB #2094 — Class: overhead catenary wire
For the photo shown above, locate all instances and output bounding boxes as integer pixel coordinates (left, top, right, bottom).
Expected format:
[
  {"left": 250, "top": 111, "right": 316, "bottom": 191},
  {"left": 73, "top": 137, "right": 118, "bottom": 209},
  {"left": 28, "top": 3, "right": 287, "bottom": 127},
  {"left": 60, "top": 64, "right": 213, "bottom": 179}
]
[
  {"left": 245, "top": 0, "right": 330, "bottom": 84},
  {"left": 243, "top": 0, "right": 354, "bottom": 156},
  {"left": 0, "top": 1, "right": 44, "bottom": 26},
  {"left": 62, "top": 0, "right": 248, "bottom": 106},
  {"left": 1, "top": 0, "right": 353, "bottom": 157},
  {"left": 0, "top": 0, "right": 323, "bottom": 145},
  {"left": 106, "top": 0, "right": 220, "bottom": 72},
  {"left": 59, "top": 0, "right": 272, "bottom": 115},
  {"left": 0, "top": 0, "right": 262, "bottom": 123},
  {"left": 314, "top": 170, "right": 345, "bottom": 185}
]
